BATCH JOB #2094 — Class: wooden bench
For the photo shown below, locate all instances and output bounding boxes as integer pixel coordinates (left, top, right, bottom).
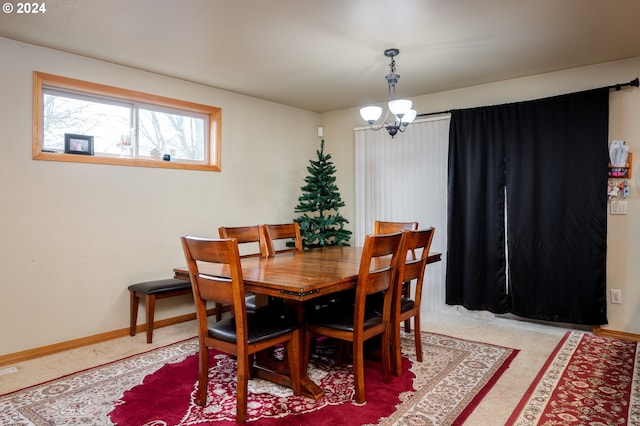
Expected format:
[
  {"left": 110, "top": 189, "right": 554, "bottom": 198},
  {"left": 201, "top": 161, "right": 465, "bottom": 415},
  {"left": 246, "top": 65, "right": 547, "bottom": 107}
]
[{"left": 128, "top": 278, "right": 198, "bottom": 343}]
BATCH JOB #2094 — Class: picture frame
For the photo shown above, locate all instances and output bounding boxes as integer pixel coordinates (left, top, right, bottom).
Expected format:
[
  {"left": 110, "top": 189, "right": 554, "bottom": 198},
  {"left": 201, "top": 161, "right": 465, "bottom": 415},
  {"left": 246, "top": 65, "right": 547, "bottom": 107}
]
[{"left": 64, "top": 133, "right": 94, "bottom": 155}]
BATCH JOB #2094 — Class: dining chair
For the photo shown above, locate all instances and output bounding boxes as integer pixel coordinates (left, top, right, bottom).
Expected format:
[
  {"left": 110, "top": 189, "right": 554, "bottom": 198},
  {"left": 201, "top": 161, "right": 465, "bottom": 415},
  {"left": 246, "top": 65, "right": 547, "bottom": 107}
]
[
  {"left": 219, "top": 225, "right": 269, "bottom": 311},
  {"left": 181, "top": 235, "right": 302, "bottom": 423},
  {"left": 390, "top": 228, "right": 435, "bottom": 376},
  {"left": 264, "top": 222, "right": 303, "bottom": 256},
  {"left": 304, "top": 231, "right": 403, "bottom": 403},
  {"left": 374, "top": 220, "right": 419, "bottom": 332}
]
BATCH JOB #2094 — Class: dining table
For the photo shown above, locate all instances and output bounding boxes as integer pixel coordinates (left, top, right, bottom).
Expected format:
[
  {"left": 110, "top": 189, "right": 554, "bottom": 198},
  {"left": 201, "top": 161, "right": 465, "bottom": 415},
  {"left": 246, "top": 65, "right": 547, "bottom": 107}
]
[{"left": 173, "top": 245, "right": 441, "bottom": 400}]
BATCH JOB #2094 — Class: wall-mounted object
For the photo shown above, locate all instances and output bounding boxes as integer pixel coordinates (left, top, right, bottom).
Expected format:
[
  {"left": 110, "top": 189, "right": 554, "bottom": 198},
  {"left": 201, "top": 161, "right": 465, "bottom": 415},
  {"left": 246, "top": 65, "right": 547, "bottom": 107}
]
[
  {"left": 608, "top": 179, "right": 631, "bottom": 201},
  {"left": 608, "top": 152, "right": 632, "bottom": 178}
]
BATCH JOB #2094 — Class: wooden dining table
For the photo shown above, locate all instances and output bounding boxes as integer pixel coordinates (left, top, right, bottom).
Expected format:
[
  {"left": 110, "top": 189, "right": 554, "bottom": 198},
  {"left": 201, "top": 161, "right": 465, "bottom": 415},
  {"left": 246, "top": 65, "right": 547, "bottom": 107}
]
[{"left": 174, "top": 245, "right": 441, "bottom": 399}]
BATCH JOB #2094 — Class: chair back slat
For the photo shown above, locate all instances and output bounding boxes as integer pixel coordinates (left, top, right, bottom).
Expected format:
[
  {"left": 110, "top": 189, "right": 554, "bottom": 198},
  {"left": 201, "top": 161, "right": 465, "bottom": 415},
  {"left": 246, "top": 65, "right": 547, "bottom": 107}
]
[
  {"left": 265, "top": 223, "right": 303, "bottom": 256},
  {"left": 374, "top": 220, "right": 418, "bottom": 235},
  {"left": 181, "top": 236, "right": 247, "bottom": 319},
  {"left": 195, "top": 275, "right": 234, "bottom": 306},
  {"left": 394, "top": 228, "right": 435, "bottom": 310},
  {"left": 355, "top": 232, "right": 403, "bottom": 320},
  {"left": 218, "top": 225, "right": 268, "bottom": 258},
  {"left": 374, "top": 221, "right": 419, "bottom": 259}
]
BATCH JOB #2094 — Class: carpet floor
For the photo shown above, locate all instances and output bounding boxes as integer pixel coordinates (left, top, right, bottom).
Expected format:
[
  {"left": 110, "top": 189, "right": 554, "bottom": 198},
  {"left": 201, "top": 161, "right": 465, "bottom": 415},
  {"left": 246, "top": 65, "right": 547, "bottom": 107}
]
[
  {"left": 0, "top": 311, "right": 574, "bottom": 425},
  {"left": 1, "top": 332, "right": 516, "bottom": 425},
  {"left": 507, "top": 331, "right": 640, "bottom": 425}
]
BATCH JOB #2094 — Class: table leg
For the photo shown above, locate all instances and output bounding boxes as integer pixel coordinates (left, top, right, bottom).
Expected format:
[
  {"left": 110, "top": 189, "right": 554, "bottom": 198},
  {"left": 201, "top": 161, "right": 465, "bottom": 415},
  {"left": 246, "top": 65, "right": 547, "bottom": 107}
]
[{"left": 252, "top": 299, "right": 325, "bottom": 400}]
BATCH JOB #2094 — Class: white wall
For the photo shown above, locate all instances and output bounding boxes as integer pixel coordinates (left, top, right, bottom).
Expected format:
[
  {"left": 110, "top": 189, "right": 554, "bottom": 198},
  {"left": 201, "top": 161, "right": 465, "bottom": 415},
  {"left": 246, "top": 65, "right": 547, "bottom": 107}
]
[
  {"left": 322, "top": 57, "right": 640, "bottom": 335},
  {"left": 0, "top": 37, "right": 321, "bottom": 355},
  {"left": 2, "top": 36, "right": 639, "bottom": 357}
]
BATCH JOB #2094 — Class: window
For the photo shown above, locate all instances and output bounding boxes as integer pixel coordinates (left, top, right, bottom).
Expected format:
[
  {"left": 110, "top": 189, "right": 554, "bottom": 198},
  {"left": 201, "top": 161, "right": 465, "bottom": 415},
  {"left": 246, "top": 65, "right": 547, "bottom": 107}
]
[{"left": 33, "top": 72, "right": 221, "bottom": 171}]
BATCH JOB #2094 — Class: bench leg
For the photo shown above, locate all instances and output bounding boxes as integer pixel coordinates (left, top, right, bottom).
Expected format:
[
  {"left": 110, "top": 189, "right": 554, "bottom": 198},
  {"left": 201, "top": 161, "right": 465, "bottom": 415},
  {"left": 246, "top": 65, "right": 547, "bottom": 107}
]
[
  {"left": 145, "top": 294, "right": 156, "bottom": 343},
  {"left": 130, "top": 290, "right": 139, "bottom": 337}
]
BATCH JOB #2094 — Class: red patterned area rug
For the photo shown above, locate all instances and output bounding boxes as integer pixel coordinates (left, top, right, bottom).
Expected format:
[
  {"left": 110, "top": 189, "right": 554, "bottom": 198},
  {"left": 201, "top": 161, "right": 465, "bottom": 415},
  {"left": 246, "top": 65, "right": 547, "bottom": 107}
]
[
  {"left": 507, "top": 331, "right": 640, "bottom": 425},
  {"left": 0, "top": 332, "right": 517, "bottom": 425}
]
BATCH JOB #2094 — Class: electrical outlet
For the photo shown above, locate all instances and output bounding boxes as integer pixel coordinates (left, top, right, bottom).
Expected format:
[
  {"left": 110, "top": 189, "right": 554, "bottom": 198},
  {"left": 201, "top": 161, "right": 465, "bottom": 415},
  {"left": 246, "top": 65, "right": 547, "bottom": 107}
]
[{"left": 611, "top": 289, "right": 622, "bottom": 304}]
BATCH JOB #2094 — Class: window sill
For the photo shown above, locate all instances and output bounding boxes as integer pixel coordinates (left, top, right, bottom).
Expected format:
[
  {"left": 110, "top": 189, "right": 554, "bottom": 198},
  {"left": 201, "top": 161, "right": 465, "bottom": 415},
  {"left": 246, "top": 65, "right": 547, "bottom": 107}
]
[{"left": 33, "top": 151, "right": 220, "bottom": 172}]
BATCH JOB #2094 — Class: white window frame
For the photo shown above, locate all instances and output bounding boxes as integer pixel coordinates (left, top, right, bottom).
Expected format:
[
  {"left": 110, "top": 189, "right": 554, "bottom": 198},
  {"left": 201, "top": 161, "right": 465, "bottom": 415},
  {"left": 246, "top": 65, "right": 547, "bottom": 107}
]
[{"left": 33, "top": 71, "right": 222, "bottom": 172}]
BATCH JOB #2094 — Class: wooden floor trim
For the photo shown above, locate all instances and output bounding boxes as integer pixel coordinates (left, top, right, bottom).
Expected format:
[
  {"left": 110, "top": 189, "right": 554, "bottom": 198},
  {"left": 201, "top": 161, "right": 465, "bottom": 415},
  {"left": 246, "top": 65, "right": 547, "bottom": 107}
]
[
  {"left": 0, "top": 310, "right": 215, "bottom": 367},
  {"left": 3, "top": 315, "right": 637, "bottom": 368},
  {"left": 593, "top": 326, "right": 640, "bottom": 342}
]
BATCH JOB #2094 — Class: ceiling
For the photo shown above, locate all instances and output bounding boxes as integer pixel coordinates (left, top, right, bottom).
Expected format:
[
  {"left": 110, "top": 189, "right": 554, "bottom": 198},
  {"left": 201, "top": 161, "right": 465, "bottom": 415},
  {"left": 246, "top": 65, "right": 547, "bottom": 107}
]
[{"left": 2, "top": 0, "right": 640, "bottom": 113}]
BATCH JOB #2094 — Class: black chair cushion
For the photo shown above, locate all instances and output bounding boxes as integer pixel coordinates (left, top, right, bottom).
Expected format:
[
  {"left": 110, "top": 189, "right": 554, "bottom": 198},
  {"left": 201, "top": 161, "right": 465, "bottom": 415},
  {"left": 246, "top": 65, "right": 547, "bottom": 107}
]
[
  {"left": 128, "top": 278, "right": 191, "bottom": 295},
  {"left": 373, "top": 295, "right": 415, "bottom": 317},
  {"left": 245, "top": 294, "right": 257, "bottom": 311},
  {"left": 208, "top": 310, "right": 299, "bottom": 344},
  {"left": 400, "top": 296, "right": 415, "bottom": 312},
  {"left": 306, "top": 303, "right": 382, "bottom": 332}
]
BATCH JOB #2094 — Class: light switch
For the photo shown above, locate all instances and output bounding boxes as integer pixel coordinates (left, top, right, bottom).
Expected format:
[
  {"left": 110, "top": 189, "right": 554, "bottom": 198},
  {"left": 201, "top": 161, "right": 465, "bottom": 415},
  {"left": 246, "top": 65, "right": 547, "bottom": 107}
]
[{"left": 610, "top": 200, "right": 628, "bottom": 215}]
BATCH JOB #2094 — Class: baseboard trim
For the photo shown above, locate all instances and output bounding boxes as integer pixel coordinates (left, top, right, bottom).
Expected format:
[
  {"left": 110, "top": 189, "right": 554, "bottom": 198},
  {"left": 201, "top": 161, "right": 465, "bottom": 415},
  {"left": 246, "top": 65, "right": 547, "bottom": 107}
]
[
  {"left": 3, "top": 314, "right": 637, "bottom": 368},
  {"left": 593, "top": 326, "right": 640, "bottom": 342},
  {"left": 0, "top": 309, "right": 216, "bottom": 367}
]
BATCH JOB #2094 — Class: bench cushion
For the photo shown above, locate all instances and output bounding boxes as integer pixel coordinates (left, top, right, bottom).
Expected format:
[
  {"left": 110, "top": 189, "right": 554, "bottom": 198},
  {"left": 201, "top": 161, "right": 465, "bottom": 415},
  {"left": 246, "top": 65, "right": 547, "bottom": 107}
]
[{"left": 128, "top": 278, "right": 191, "bottom": 295}]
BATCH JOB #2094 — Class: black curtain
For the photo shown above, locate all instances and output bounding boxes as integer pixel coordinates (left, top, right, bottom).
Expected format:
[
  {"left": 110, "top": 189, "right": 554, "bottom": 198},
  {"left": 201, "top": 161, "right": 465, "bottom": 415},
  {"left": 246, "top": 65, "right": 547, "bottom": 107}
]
[
  {"left": 446, "top": 89, "right": 609, "bottom": 325},
  {"left": 446, "top": 107, "right": 510, "bottom": 313}
]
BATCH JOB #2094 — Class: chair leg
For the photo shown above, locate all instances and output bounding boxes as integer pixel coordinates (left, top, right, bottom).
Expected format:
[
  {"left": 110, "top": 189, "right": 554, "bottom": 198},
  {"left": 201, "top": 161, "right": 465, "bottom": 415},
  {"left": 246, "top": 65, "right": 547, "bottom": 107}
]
[
  {"left": 392, "top": 321, "right": 403, "bottom": 377},
  {"left": 144, "top": 294, "right": 156, "bottom": 344},
  {"left": 381, "top": 328, "right": 391, "bottom": 384},
  {"left": 403, "top": 282, "right": 411, "bottom": 332},
  {"left": 129, "top": 290, "right": 139, "bottom": 336},
  {"left": 353, "top": 338, "right": 366, "bottom": 404},
  {"left": 197, "top": 344, "right": 209, "bottom": 406},
  {"left": 236, "top": 351, "right": 250, "bottom": 423},
  {"left": 413, "top": 312, "right": 423, "bottom": 362}
]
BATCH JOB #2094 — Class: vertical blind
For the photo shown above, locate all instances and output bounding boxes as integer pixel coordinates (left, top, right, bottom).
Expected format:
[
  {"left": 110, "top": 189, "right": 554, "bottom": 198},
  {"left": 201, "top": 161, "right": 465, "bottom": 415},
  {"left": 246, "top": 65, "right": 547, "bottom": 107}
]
[{"left": 355, "top": 116, "right": 450, "bottom": 311}]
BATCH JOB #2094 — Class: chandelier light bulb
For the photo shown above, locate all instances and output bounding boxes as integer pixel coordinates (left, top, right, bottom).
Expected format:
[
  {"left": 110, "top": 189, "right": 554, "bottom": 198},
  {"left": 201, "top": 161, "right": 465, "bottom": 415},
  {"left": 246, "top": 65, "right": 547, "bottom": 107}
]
[
  {"left": 360, "top": 106, "right": 383, "bottom": 124},
  {"left": 401, "top": 109, "right": 417, "bottom": 125},
  {"left": 388, "top": 99, "right": 412, "bottom": 117}
]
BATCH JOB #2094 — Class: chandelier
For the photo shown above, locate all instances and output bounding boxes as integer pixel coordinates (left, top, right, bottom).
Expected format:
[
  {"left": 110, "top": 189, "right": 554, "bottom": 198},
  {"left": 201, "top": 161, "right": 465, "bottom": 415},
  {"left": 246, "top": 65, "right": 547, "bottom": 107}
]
[{"left": 360, "top": 48, "right": 417, "bottom": 138}]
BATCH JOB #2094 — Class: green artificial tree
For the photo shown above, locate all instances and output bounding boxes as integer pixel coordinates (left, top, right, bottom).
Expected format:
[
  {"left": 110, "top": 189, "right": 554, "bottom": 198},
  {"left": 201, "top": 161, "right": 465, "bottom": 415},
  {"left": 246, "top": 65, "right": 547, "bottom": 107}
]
[{"left": 293, "top": 139, "right": 352, "bottom": 248}]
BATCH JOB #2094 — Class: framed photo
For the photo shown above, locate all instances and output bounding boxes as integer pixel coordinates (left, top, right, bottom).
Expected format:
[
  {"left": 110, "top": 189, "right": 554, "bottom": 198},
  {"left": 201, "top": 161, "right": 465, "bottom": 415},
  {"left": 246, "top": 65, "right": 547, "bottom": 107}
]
[{"left": 64, "top": 133, "right": 94, "bottom": 155}]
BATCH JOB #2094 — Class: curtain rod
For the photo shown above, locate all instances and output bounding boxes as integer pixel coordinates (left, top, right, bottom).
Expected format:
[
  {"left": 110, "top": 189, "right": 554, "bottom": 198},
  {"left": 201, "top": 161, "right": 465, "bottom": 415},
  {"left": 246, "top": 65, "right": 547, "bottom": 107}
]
[
  {"left": 607, "top": 77, "right": 639, "bottom": 91},
  {"left": 416, "top": 110, "right": 451, "bottom": 119},
  {"left": 415, "top": 77, "right": 639, "bottom": 119}
]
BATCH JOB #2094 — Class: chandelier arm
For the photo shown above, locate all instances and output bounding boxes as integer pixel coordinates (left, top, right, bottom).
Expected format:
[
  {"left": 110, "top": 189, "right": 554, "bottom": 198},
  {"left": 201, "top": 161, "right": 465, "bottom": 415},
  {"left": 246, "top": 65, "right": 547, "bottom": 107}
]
[
  {"left": 367, "top": 107, "right": 392, "bottom": 132},
  {"left": 369, "top": 77, "right": 395, "bottom": 132}
]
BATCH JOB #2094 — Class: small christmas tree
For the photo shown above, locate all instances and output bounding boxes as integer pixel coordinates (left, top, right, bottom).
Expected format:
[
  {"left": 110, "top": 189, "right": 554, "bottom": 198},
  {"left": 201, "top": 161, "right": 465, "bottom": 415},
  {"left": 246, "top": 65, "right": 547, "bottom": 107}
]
[{"left": 294, "top": 140, "right": 352, "bottom": 248}]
